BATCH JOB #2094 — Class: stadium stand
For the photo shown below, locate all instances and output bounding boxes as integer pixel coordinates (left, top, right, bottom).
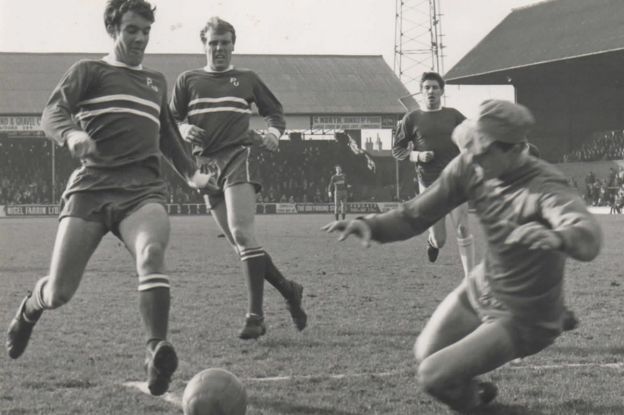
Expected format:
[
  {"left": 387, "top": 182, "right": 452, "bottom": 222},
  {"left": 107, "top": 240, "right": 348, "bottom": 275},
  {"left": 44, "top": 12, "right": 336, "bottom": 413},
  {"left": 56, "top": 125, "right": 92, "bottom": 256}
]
[
  {"left": 0, "top": 136, "right": 393, "bottom": 205},
  {"left": 562, "top": 130, "right": 624, "bottom": 162}
]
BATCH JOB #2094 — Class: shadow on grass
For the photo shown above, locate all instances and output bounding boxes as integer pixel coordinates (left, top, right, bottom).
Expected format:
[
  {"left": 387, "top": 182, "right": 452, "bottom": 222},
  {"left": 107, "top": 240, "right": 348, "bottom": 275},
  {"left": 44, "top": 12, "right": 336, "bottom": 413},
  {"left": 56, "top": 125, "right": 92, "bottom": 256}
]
[{"left": 249, "top": 396, "right": 358, "bottom": 415}]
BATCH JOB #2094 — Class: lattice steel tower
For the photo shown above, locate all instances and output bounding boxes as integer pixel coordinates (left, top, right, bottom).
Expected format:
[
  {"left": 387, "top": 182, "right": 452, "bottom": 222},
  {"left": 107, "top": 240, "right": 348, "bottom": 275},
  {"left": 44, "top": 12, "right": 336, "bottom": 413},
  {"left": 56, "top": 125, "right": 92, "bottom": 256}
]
[{"left": 394, "top": 0, "right": 445, "bottom": 95}]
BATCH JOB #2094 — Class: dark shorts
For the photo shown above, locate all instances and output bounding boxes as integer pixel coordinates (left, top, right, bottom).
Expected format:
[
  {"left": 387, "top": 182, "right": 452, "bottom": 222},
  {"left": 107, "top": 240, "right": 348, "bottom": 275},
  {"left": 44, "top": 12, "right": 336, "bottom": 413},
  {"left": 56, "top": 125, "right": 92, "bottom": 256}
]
[
  {"left": 197, "top": 145, "right": 262, "bottom": 209},
  {"left": 60, "top": 187, "right": 167, "bottom": 238},
  {"left": 465, "top": 265, "right": 562, "bottom": 358},
  {"left": 334, "top": 190, "right": 348, "bottom": 205}
]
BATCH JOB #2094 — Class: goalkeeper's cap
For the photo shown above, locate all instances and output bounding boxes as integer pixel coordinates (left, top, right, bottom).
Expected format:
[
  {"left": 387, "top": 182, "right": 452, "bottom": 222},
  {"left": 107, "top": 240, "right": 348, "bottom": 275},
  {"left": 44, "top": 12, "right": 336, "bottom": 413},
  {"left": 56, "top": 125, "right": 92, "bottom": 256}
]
[{"left": 453, "top": 100, "right": 535, "bottom": 155}]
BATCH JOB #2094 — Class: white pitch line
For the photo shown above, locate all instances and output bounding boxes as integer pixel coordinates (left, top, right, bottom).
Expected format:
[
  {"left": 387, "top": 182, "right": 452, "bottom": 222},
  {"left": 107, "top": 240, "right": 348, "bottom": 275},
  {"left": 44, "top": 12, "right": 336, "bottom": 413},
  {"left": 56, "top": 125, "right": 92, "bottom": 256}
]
[
  {"left": 241, "top": 362, "right": 624, "bottom": 382},
  {"left": 121, "top": 362, "right": 624, "bottom": 403},
  {"left": 123, "top": 381, "right": 182, "bottom": 407},
  {"left": 245, "top": 368, "right": 407, "bottom": 382},
  {"left": 507, "top": 362, "right": 624, "bottom": 370}
]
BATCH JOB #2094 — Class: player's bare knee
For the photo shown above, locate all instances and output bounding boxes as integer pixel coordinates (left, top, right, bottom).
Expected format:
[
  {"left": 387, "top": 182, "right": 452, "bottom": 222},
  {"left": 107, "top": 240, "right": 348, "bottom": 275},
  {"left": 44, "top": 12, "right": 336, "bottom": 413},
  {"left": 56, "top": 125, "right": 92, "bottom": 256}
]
[
  {"left": 416, "top": 358, "right": 447, "bottom": 394},
  {"left": 413, "top": 338, "right": 430, "bottom": 365},
  {"left": 230, "top": 227, "right": 253, "bottom": 248},
  {"left": 138, "top": 242, "right": 166, "bottom": 273}
]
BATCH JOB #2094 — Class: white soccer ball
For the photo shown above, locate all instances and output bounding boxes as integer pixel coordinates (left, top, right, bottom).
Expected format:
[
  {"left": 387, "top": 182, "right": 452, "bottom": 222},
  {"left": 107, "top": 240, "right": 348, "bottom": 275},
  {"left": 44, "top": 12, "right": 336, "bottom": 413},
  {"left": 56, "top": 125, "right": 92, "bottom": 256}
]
[{"left": 182, "top": 368, "right": 247, "bottom": 415}]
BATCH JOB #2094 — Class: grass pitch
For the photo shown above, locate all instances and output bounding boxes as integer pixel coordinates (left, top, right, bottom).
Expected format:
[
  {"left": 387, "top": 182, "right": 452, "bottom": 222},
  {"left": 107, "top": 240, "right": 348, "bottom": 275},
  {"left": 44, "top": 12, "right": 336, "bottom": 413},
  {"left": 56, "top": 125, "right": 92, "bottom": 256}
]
[{"left": 1, "top": 214, "right": 623, "bottom": 414}]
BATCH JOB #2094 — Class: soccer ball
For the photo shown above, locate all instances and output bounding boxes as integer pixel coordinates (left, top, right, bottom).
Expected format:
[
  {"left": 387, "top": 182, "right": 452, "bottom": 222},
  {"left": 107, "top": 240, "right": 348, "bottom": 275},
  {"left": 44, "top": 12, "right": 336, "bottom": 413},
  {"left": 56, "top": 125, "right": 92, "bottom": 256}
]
[{"left": 182, "top": 368, "right": 247, "bottom": 415}]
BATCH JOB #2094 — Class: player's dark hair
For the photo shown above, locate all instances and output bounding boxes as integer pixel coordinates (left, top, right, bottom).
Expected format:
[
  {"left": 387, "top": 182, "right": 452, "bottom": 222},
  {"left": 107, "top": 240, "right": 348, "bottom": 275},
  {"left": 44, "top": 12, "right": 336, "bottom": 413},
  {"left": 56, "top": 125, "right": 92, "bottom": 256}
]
[
  {"left": 200, "top": 17, "right": 236, "bottom": 44},
  {"left": 104, "top": 0, "right": 155, "bottom": 35},
  {"left": 420, "top": 72, "right": 445, "bottom": 90}
]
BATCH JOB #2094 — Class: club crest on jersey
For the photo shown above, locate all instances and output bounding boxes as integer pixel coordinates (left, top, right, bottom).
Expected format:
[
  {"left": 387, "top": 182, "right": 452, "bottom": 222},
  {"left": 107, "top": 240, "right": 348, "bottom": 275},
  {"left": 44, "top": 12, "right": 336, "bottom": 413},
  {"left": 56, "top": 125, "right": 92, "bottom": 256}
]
[
  {"left": 230, "top": 77, "right": 239, "bottom": 87},
  {"left": 146, "top": 77, "right": 159, "bottom": 92}
]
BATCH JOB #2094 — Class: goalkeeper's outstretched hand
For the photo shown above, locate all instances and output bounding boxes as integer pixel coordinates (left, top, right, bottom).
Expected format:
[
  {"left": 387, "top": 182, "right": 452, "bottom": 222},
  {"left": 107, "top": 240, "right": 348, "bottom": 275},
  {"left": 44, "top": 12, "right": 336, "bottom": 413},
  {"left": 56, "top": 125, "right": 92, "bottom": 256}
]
[{"left": 322, "top": 219, "right": 372, "bottom": 248}]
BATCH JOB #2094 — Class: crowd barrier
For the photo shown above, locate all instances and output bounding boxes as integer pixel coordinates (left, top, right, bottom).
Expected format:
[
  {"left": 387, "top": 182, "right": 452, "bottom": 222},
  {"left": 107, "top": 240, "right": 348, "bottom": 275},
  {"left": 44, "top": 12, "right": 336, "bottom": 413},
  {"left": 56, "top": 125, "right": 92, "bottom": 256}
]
[
  {"left": 0, "top": 203, "right": 613, "bottom": 218},
  {"left": 0, "top": 202, "right": 401, "bottom": 217}
]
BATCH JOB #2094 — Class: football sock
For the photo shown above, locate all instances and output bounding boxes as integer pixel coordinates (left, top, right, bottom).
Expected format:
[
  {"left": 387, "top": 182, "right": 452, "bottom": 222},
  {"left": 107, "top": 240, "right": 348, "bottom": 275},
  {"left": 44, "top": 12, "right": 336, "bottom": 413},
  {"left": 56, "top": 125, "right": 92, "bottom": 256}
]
[
  {"left": 146, "top": 338, "right": 164, "bottom": 352},
  {"left": 457, "top": 235, "right": 475, "bottom": 277},
  {"left": 335, "top": 213, "right": 339, "bottom": 220},
  {"left": 263, "top": 253, "right": 292, "bottom": 298},
  {"left": 427, "top": 234, "right": 439, "bottom": 249},
  {"left": 341, "top": 213, "right": 346, "bottom": 220},
  {"left": 24, "top": 276, "right": 49, "bottom": 321},
  {"left": 240, "top": 248, "right": 266, "bottom": 317},
  {"left": 138, "top": 281, "right": 170, "bottom": 343}
]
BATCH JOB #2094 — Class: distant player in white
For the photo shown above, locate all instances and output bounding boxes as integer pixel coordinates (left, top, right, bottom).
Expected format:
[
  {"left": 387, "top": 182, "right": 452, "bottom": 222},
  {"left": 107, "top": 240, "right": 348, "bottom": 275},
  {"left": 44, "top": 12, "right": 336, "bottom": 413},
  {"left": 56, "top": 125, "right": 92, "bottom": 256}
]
[
  {"left": 393, "top": 72, "right": 475, "bottom": 277},
  {"left": 328, "top": 164, "right": 348, "bottom": 220},
  {"left": 324, "top": 100, "right": 602, "bottom": 411}
]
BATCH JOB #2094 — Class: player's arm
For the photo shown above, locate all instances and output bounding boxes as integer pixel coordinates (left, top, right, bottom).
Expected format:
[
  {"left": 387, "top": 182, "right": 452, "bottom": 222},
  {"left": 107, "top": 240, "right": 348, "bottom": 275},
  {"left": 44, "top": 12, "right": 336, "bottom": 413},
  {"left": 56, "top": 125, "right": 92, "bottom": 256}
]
[
  {"left": 450, "top": 108, "right": 467, "bottom": 152},
  {"left": 540, "top": 183, "right": 602, "bottom": 261},
  {"left": 252, "top": 73, "right": 285, "bottom": 151},
  {"left": 159, "top": 101, "right": 214, "bottom": 190},
  {"left": 392, "top": 114, "right": 431, "bottom": 163},
  {"left": 169, "top": 72, "right": 206, "bottom": 146},
  {"left": 327, "top": 176, "right": 335, "bottom": 196},
  {"left": 392, "top": 116, "right": 412, "bottom": 161},
  {"left": 41, "top": 61, "right": 96, "bottom": 157},
  {"left": 454, "top": 108, "right": 467, "bottom": 126},
  {"left": 353, "top": 157, "right": 468, "bottom": 243},
  {"left": 505, "top": 181, "right": 602, "bottom": 261}
]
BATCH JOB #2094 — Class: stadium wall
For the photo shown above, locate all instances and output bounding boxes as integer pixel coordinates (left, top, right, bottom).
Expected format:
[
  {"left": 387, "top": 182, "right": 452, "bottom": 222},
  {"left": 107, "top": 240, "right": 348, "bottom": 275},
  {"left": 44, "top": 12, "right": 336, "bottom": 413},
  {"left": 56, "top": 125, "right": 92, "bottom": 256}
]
[
  {"left": 0, "top": 202, "right": 401, "bottom": 218},
  {"left": 0, "top": 201, "right": 610, "bottom": 218}
]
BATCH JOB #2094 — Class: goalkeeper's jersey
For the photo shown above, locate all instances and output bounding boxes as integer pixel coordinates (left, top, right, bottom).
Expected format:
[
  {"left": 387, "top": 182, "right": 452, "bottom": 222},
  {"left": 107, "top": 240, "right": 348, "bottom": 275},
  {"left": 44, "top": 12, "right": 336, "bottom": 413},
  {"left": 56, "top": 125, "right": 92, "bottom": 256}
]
[
  {"left": 170, "top": 67, "right": 286, "bottom": 157},
  {"left": 363, "top": 154, "right": 601, "bottom": 323}
]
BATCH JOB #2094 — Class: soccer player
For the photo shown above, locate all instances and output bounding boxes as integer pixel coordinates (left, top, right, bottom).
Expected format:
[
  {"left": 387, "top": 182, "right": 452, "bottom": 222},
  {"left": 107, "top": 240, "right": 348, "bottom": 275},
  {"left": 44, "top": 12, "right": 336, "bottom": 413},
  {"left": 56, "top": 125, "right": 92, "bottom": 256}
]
[
  {"left": 169, "top": 17, "right": 307, "bottom": 340},
  {"left": 393, "top": 72, "right": 475, "bottom": 277},
  {"left": 5, "top": 0, "right": 212, "bottom": 396},
  {"left": 324, "top": 100, "right": 602, "bottom": 411},
  {"left": 328, "top": 164, "right": 348, "bottom": 220}
]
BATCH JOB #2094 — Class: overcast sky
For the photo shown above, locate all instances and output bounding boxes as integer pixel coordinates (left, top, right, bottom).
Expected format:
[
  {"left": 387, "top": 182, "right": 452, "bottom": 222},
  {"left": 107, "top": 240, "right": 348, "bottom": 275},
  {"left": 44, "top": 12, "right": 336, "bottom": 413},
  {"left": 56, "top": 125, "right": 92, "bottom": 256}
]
[{"left": 0, "top": 0, "right": 540, "bottom": 116}]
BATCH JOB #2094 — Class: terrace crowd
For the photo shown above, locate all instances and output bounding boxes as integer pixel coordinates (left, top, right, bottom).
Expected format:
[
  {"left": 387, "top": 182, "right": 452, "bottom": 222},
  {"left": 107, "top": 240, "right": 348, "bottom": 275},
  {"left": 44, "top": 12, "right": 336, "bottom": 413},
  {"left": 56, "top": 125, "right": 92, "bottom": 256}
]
[{"left": 1, "top": 137, "right": 385, "bottom": 206}]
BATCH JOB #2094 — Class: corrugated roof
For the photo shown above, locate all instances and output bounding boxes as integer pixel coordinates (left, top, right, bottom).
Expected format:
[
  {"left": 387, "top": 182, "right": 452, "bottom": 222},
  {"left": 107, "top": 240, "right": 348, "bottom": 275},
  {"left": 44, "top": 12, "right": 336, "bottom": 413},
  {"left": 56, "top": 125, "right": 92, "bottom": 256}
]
[
  {"left": 445, "top": 0, "right": 624, "bottom": 83},
  {"left": 0, "top": 52, "right": 413, "bottom": 115}
]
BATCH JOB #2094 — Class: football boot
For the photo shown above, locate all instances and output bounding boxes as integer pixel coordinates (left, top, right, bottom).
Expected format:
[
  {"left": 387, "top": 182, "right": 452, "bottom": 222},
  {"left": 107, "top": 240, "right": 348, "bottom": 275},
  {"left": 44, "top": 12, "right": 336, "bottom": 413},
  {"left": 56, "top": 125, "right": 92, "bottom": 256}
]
[
  {"left": 239, "top": 314, "right": 266, "bottom": 340},
  {"left": 6, "top": 293, "right": 42, "bottom": 359},
  {"left": 145, "top": 340, "right": 178, "bottom": 396},
  {"left": 285, "top": 281, "right": 307, "bottom": 331}
]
